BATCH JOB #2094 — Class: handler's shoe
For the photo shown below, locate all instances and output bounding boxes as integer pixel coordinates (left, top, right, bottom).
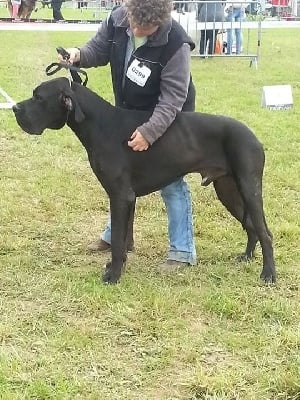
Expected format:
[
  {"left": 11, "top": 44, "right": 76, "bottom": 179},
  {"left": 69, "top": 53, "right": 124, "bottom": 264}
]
[
  {"left": 158, "top": 259, "right": 190, "bottom": 272},
  {"left": 87, "top": 239, "right": 110, "bottom": 253},
  {"left": 87, "top": 239, "right": 134, "bottom": 253}
]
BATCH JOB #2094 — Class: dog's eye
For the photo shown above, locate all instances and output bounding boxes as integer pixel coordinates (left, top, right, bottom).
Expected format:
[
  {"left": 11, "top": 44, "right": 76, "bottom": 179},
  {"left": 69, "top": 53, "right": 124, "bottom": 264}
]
[{"left": 34, "top": 94, "right": 43, "bottom": 102}]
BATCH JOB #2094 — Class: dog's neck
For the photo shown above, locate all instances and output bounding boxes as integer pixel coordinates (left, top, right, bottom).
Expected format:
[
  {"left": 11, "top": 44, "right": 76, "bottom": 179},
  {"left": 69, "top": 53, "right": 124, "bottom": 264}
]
[{"left": 66, "top": 82, "right": 151, "bottom": 150}]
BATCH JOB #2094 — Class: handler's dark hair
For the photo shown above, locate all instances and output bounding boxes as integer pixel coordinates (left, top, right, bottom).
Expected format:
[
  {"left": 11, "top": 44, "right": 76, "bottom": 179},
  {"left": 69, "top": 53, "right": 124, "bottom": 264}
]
[{"left": 124, "top": 0, "right": 173, "bottom": 27}]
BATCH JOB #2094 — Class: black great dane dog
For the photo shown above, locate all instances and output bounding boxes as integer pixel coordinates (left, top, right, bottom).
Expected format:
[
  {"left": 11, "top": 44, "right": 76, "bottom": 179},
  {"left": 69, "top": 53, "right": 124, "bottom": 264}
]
[{"left": 13, "top": 77, "right": 276, "bottom": 284}]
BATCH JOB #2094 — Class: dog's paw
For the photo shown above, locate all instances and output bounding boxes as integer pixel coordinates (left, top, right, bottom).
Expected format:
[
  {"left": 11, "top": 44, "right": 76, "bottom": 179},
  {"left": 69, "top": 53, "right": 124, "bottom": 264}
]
[
  {"left": 102, "top": 263, "right": 121, "bottom": 285},
  {"left": 260, "top": 268, "right": 276, "bottom": 284},
  {"left": 236, "top": 253, "right": 253, "bottom": 262},
  {"left": 102, "top": 269, "right": 120, "bottom": 284}
]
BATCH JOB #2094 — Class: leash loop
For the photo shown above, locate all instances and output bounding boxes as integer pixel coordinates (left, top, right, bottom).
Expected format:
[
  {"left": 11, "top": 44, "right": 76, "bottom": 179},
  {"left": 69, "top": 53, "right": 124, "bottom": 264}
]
[{"left": 45, "top": 62, "right": 88, "bottom": 86}]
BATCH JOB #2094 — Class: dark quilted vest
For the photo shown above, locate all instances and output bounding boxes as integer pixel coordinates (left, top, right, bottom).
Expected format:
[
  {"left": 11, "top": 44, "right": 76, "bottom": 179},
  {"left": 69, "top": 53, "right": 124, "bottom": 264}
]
[{"left": 107, "top": 17, "right": 196, "bottom": 112}]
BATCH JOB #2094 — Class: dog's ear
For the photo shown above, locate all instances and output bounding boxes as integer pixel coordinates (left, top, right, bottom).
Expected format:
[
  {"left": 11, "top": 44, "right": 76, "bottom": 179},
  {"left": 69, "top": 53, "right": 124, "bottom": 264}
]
[{"left": 61, "top": 92, "right": 85, "bottom": 123}]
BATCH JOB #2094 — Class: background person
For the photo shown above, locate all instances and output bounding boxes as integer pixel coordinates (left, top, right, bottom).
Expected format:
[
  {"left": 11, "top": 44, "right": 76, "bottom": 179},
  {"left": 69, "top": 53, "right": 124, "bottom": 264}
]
[
  {"left": 59, "top": 0, "right": 197, "bottom": 270},
  {"left": 198, "top": 0, "right": 225, "bottom": 57},
  {"left": 51, "top": 0, "right": 64, "bottom": 22},
  {"left": 77, "top": 1, "right": 87, "bottom": 9},
  {"left": 225, "top": 2, "right": 245, "bottom": 54},
  {"left": 9, "top": 0, "right": 22, "bottom": 21},
  {"left": 176, "top": 2, "right": 186, "bottom": 14}
]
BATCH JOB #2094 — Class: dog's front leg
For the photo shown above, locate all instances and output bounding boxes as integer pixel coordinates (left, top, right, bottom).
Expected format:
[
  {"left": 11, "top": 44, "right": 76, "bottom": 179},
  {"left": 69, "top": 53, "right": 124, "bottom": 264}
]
[
  {"left": 102, "top": 195, "right": 135, "bottom": 284},
  {"left": 126, "top": 199, "right": 136, "bottom": 251}
]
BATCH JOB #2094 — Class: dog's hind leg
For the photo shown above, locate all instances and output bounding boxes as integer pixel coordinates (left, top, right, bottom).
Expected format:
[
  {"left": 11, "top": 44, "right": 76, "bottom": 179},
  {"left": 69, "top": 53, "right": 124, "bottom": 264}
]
[
  {"left": 214, "top": 175, "right": 275, "bottom": 282},
  {"left": 236, "top": 175, "right": 275, "bottom": 283},
  {"left": 213, "top": 175, "right": 258, "bottom": 260}
]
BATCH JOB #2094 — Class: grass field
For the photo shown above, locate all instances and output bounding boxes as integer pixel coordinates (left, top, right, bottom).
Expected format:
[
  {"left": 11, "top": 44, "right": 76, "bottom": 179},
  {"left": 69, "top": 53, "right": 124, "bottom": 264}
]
[{"left": 0, "top": 27, "right": 300, "bottom": 399}]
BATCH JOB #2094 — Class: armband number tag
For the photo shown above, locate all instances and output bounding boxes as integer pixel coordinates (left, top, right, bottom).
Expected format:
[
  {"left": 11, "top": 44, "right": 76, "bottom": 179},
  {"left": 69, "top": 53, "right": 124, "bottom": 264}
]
[{"left": 126, "top": 59, "right": 151, "bottom": 87}]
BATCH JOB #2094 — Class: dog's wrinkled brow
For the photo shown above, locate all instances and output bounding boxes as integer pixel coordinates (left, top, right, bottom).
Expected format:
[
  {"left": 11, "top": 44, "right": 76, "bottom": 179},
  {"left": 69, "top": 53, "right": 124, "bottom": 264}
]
[{"left": 32, "top": 87, "right": 44, "bottom": 101}]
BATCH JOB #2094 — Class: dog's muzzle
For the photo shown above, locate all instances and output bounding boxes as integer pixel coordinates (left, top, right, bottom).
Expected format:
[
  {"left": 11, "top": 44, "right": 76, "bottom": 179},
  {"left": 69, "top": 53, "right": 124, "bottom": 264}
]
[{"left": 13, "top": 104, "right": 42, "bottom": 135}]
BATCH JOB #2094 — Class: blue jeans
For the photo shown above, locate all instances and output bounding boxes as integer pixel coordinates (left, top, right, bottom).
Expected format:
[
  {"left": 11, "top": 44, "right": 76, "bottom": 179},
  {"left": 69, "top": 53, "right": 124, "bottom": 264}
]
[
  {"left": 226, "top": 7, "right": 244, "bottom": 54},
  {"left": 101, "top": 177, "right": 196, "bottom": 265}
]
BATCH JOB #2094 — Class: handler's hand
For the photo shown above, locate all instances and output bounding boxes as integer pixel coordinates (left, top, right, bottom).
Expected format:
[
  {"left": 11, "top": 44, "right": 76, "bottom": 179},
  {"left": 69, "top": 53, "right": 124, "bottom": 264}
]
[
  {"left": 58, "top": 48, "right": 81, "bottom": 64},
  {"left": 128, "top": 130, "right": 149, "bottom": 151}
]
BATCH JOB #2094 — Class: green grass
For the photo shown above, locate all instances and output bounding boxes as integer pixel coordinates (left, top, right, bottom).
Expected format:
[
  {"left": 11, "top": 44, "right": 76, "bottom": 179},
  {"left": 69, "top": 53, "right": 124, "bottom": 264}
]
[{"left": 0, "top": 28, "right": 300, "bottom": 399}]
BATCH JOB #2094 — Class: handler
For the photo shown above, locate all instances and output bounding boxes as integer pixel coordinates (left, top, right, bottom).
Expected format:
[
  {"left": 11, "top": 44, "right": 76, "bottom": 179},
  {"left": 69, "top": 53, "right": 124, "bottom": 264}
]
[{"left": 60, "top": 0, "right": 197, "bottom": 270}]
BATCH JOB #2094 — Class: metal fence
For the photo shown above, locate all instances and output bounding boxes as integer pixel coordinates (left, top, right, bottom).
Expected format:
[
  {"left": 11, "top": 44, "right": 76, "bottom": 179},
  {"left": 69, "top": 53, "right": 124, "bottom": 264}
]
[
  {"left": 56, "top": 0, "right": 120, "bottom": 19},
  {"left": 173, "top": 0, "right": 262, "bottom": 67}
]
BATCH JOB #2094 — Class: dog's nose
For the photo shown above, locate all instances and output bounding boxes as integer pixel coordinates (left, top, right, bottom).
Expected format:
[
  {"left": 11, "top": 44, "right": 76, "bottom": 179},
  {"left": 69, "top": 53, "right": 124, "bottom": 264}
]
[{"left": 12, "top": 104, "right": 19, "bottom": 113}]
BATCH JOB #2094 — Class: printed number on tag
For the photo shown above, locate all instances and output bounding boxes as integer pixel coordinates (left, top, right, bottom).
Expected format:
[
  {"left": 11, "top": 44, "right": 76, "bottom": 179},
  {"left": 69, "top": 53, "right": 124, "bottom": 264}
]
[{"left": 126, "top": 59, "right": 151, "bottom": 87}]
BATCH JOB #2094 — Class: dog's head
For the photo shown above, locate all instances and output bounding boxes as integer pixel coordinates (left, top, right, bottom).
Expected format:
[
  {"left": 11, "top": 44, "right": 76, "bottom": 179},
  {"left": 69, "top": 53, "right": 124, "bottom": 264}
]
[{"left": 13, "top": 77, "right": 85, "bottom": 135}]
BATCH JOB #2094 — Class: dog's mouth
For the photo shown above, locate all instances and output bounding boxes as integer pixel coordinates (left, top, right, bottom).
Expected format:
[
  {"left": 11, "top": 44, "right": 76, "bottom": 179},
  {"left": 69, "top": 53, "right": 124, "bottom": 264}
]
[
  {"left": 21, "top": 126, "right": 43, "bottom": 135},
  {"left": 14, "top": 115, "right": 43, "bottom": 135},
  {"left": 13, "top": 105, "right": 43, "bottom": 135}
]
